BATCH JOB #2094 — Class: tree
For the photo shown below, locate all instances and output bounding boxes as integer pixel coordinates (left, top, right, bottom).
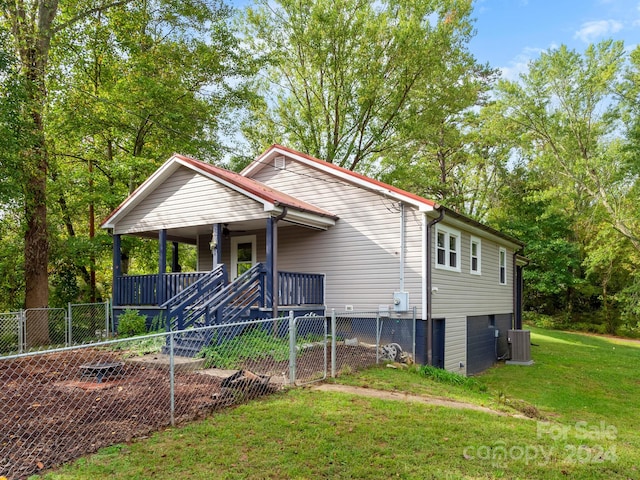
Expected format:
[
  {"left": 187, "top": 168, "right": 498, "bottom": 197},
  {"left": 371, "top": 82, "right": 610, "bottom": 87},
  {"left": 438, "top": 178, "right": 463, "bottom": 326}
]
[
  {"left": 489, "top": 39, "right": 640, "bottom": 326},
  {"left": 0, "top": 0, "right": 257, "bottom": 345},
  {"left": 46, "top": 0, "right": 257, "bottom": 303},
  {"left": 494, "top": 40, "right": 638, "bottom": 250},
  {"left": 241, "top": 0, "right": 479, "bottom": 172}
]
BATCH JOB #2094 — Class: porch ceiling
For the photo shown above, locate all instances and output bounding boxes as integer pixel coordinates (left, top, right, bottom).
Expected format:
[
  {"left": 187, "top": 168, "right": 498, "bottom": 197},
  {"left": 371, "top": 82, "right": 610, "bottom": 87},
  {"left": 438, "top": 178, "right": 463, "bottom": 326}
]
[{"left": 127, "top": 217, "right": 325, "bottom": 245}]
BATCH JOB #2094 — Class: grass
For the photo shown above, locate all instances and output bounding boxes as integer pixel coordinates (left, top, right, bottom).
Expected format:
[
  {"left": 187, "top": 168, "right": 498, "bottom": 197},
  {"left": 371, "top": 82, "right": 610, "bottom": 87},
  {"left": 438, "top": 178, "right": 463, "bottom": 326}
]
[{"left": 32, "top": 327, "right": 640, "bottom": 479}]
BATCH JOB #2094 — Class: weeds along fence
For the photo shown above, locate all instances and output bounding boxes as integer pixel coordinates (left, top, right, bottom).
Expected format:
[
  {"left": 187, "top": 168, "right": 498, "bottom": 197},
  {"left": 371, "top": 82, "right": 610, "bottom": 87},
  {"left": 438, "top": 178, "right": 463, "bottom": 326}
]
[
  {"left": 0, "top": 302, "right": 111, "bottom": 355},
  {"left": 1, "top": 310, "right": 415, "bottom": 480}
]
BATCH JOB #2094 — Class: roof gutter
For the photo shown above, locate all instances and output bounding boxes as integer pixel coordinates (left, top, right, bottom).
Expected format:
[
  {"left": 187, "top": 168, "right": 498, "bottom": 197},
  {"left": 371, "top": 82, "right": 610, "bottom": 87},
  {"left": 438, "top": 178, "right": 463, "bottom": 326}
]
[{"left": 425, "top": 207, "right": 445, "bottom": 366}]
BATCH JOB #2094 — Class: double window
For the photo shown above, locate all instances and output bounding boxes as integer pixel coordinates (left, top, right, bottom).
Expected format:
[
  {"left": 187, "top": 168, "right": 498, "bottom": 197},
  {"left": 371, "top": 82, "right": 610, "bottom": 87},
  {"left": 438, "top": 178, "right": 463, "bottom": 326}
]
[{"left": 435, "top": 225, "right": 460, "bottom": 272}]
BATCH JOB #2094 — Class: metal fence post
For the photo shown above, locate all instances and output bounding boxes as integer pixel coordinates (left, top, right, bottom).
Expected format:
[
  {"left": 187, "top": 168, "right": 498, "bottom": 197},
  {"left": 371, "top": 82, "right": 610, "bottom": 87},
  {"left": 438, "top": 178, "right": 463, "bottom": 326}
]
[
  {"left": 331, "top": 309, "right": 336, "bottom": 378},
  {"left": 288, "top": 311, "right": 296, "bottom": 386},
  {"left": 67, "top": 303, "right": 73, "bottom": 346},
  {"left": 376, "top": 313, "right": 380, "bottom": 364},
  {"left": 105, "top": 300, "right": 110, "bottom": 339},
  {"left": 18, "top": 309, "right": 25, "bottom": 354},
  {"left": 169, "top": 331, "right": 175, "bottom": 427},
  {"left": 412, "top": 306, "right": 417, "bottom": 362}
]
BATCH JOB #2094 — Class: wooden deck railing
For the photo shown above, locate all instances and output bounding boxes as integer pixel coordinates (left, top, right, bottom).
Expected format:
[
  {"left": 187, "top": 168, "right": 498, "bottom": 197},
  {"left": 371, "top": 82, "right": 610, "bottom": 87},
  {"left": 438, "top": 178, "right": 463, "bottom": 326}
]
[
  {"left": 114, "top": 270, "right": 325, "bottom": 308},
  {"left": 278, "top": 271, "right": 324, "bottom": 305},
  {"left": 114, "top": 272, "right": 208, "bottom": 306}
]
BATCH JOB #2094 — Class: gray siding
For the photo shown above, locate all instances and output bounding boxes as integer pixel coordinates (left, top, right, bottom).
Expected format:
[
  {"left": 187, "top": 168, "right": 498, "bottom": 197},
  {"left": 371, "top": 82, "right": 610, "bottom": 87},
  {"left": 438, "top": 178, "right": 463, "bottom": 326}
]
[
  {"left": 249, "top": 158, "right": 424, "bottom": 316},
  {"left": 431, "top": 222, "right": 514, "bottom": 318},
  {"left": 114, "top": 166, "right": 266, "bottom": 235},
  {"left": 444, "top": 315, "right": 467, "bottom": 375}
]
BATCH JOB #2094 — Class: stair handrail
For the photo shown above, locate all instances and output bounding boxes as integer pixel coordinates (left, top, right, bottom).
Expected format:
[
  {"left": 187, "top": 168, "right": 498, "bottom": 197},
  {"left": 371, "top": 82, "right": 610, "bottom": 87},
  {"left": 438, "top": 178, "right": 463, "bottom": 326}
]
[
  {"left": 164, "top": 265, "right": 227, "bottom": 330},
  {"left": 161, "top": 264, "right": 226, "bottom": 309},
  {"left": 202, "top": 263, "right": 266, "bottom": 326}
]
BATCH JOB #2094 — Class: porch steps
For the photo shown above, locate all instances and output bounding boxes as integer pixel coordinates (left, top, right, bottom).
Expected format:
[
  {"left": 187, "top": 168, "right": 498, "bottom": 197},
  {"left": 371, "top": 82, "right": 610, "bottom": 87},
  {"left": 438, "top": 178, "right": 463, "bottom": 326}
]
[
  {"left": 162, "top": 327, "right": 215, "bottom": 358},
  {"left": 163, "top": 308, "right": 267, "bottom": 357}
]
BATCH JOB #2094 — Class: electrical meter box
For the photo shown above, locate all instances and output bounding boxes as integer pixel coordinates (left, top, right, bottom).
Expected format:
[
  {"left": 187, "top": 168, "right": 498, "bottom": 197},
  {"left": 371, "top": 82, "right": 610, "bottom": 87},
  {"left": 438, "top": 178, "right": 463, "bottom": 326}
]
[{"left": 393, "top": 292, "right": 409, "bottom": 312}]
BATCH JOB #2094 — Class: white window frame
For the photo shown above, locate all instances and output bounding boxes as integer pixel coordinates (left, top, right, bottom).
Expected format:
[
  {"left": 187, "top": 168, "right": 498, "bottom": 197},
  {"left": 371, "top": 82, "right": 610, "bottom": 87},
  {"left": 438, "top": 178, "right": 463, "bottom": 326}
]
[
  {"left": 230, "top": 235, "right": 257, "bottom": 280},
  {"left": 470, "top": 236, "right": 481, "bottom": 275},
  {"left": 499, "top": 247, "right": 507, "bottom": 285},
  {"left": 435, "top": 225, "right": 461, "bottom": 272}
]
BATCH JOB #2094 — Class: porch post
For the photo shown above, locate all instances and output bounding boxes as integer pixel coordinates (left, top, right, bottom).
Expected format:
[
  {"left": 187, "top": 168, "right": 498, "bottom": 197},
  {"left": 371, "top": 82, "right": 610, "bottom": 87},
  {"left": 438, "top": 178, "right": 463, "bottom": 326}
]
[
  {"left": 112, "top": 233, "right": 121, "bottom": 307},
  {"left": 266, "top": 217, "right": 275, "bottom": 313},
  {"left": 158, "top": 229, "right": 167, "bottom": 305},
  {"left": 212, "top": 223, "right": 222, "bottom": 267},
  {"left": 171, "top": 242, "right": 180, "bottom": 272}
]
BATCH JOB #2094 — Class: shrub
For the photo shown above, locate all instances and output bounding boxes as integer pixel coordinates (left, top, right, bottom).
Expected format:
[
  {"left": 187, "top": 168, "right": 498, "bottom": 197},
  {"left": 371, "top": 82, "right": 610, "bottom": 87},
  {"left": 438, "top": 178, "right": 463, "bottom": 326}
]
[
  {"left": 117, "top": 309, "right": 147, "bottom": 337},
  {"left": 417, "top": 365, "right": 486, "bottom": 392},
  {"left": 522, "top": 311, "right": 559, "bottom": 329}
]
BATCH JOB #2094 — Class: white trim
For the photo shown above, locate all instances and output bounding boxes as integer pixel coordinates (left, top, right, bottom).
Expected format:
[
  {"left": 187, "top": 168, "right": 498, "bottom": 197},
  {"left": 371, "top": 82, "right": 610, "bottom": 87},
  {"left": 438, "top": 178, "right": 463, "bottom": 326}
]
[
  {"left": 230, "top": 235, "right": 257, "bottom": 280},
  {"left": 434, "top": 224, "right": 461, "bottom": 272},
  {"left": 470, "top": 236, "right": 481, "bottom": 275},
  {"left": 499, "top": 247, "right": 507, "bottom": 285}
]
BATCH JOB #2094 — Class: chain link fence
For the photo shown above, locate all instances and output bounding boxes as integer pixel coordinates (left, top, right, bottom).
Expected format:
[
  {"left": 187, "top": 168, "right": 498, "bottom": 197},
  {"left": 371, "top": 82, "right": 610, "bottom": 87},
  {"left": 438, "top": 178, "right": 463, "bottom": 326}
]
[
  {"left": 2, "top": 310, "right": 416, "bottom": 479},
  {"left": 330, "top": 308, "right": 417, "bottom": 376},
  {"left": 0, "top": 302, "right": 111, "bottom": 355}
]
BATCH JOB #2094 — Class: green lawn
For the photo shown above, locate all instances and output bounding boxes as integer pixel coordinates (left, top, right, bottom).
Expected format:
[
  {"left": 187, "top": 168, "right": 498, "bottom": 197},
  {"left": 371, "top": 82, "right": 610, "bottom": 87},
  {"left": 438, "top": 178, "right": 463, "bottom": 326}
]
[{"left": 32, "top": 327, "right": 640, "bottom": 480}]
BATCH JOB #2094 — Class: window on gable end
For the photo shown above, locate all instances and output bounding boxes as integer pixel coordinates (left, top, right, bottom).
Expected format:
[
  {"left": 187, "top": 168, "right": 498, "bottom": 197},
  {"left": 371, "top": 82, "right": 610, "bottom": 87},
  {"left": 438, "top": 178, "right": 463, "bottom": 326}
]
[
  {"left": 499, "top": 247, "right": 507, "bottom": 285},
  {"left": 470, "top": 236, "right": 481, "bottom": 275}
]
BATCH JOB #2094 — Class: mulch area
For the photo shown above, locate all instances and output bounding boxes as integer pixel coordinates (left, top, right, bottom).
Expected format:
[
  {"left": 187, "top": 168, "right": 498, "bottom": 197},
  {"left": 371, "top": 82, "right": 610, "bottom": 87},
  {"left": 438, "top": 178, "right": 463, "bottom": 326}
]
[{"left": 1, "top": 344, "right": 378, "bottom": 479}]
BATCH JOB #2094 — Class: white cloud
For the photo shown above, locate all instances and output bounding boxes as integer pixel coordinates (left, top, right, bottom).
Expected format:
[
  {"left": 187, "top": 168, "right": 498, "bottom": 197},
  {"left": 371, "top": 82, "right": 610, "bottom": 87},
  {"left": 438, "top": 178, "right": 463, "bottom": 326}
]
[
  {"left": 499, "top": 46, "right": 549, "bottom": 81},
  {"left": 573, "top": 20, "right": 624, "bottom": 43}
]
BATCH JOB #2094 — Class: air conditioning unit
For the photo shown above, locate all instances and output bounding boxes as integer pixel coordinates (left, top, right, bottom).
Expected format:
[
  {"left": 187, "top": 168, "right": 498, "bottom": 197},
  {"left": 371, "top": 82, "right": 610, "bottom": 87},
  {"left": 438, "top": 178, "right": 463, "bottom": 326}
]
[{"left": 506, "top": 329, "right": 534, "bottom": 366}]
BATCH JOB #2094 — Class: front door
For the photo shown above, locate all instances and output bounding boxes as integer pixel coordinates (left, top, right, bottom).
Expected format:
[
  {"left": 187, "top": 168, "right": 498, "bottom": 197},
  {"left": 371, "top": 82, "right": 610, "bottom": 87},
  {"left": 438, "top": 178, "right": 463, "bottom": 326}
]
[{"left": 230, "top": 235, "right": 257, "bottom": 280}]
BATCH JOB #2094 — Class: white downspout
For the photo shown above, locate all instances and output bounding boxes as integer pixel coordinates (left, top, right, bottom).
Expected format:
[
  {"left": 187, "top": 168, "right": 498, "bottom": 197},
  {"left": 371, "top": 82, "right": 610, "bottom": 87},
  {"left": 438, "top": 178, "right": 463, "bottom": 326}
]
[{"left": 400, "top": 202, "right": 405, "bottom": 292}]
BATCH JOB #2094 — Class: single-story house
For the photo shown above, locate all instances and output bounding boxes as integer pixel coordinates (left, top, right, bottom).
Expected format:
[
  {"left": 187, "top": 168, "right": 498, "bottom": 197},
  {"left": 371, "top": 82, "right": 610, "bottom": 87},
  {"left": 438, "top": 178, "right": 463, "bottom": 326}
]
[{"left": 101, "top": 144, "right": 526, "bottom": 375}]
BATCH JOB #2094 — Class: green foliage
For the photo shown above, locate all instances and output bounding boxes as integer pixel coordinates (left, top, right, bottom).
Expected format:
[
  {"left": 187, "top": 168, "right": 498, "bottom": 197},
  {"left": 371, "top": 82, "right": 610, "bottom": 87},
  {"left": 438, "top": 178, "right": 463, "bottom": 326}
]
[
  {"left": 198, "top": 327, "right": 290, "bottom": 369},
  {"left": 117, "top": 309, "right": 147, "bottom": 337},
  {"left": 242, "top": 0, "right": 482, "bottom": 172},
  {"left": 417, "top": 365, "right": 485, "bottom": 392}
]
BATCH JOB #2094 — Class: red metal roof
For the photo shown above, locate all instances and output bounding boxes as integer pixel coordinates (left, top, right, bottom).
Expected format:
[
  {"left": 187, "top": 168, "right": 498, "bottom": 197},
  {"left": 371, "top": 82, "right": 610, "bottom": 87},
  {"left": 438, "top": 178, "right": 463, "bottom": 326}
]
[{"left": 174, "top": 154, "right": 338, "bottom": 219}]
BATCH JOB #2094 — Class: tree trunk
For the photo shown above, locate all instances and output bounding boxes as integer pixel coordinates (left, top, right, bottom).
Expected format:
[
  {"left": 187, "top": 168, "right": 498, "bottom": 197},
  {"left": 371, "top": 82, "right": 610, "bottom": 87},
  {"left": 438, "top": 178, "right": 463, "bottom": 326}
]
[{"left": 13, "top": 0, "right": 60, "bottom": 346}]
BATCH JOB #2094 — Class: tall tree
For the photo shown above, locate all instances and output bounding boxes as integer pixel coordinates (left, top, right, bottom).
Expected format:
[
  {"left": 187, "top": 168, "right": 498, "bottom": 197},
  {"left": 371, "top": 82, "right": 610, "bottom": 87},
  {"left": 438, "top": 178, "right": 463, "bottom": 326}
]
[
  {"left": 45, "top": 0, "right": 257, "bottom": 300},
  {"left": 489, "top": 39, "right": 640, "bottom": 325},
  {"left": 0, "top": 0, "right": 257, "bottom": 343},
  {"left": 241, "top": 0, "right": 479, "bottom": 172},
  {"left": 494, "top": 40, "right": 638, "bottom": 250}
]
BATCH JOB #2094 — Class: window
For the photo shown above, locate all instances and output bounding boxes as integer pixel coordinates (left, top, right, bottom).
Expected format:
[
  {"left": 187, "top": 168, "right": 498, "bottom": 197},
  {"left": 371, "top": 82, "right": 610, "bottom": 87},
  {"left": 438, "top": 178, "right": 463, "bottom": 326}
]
[
  {"left": 435, "top": 225, "right": 460, "bottom": 271},
  {"left": 470, "top": 236, "right": 481, "bottom": 275},
  {"left": 499, "top": 247, "right": 507, "bottom": 285},
  {"left": 231, "top": 235, "right": 257, "bottom": 280}
]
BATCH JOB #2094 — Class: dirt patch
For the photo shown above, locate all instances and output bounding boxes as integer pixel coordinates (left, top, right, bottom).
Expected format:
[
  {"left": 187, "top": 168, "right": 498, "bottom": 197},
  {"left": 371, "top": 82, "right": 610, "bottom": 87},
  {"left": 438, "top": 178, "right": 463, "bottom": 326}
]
[
  {"left": 0, "top": 349, "right": 277, "bottom": 480},
  {"left": 1, "top": 343, "right": 380, "bottom": 479},
  {"left": 311, "top": 384, "right": 531, "bottom": 419}
]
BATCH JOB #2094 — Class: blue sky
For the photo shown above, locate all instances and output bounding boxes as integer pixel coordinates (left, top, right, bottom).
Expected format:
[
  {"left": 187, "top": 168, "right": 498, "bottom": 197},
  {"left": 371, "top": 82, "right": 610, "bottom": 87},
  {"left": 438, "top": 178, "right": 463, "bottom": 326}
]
[{"left": 471, "top": 0, "right": 640, "bottom": 79}]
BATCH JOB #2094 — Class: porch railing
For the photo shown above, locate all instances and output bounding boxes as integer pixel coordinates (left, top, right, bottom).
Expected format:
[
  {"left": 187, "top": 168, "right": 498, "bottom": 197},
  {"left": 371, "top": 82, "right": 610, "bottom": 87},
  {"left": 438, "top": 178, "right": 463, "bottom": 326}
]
[
  {"left": 278, "top": 271, "right": 324, "bottom": 305},
  {"left": 115, "top": 271, "right": 208, "bottom": 306}
]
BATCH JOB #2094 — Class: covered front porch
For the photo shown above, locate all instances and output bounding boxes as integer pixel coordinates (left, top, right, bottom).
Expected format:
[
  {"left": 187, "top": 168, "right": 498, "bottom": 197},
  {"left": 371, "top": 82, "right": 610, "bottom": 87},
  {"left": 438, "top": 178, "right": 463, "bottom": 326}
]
[{"left": 102, "top": 153, "right": 338, "bottom": 330}]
